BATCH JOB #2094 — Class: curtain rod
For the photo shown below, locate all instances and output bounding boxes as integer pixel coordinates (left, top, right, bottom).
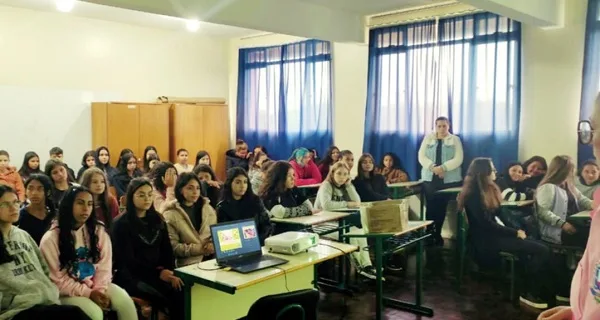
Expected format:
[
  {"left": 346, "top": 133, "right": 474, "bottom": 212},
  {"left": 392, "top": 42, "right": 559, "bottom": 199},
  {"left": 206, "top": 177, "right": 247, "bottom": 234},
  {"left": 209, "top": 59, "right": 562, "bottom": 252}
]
[{"left": 367, "top": 2, "right": 483, "bottom": 28}]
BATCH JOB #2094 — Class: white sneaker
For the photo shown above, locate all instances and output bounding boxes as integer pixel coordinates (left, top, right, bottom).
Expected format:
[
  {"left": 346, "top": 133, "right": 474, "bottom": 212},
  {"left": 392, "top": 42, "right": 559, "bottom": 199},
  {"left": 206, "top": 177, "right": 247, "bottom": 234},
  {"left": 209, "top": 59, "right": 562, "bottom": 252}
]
[
  {"left": 519, "top": 294, "right": 548, "bottom": 309},
  {"left": 359, "top": 266, "right": 386, "bottom": 281}
]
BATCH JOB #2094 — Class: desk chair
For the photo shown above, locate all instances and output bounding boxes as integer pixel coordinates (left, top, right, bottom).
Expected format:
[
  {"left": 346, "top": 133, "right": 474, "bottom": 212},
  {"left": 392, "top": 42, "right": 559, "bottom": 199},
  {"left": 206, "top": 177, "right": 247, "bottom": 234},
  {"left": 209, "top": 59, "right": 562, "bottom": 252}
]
[{"left": 244, "top": 289, "right": 319, "bottom": 320}]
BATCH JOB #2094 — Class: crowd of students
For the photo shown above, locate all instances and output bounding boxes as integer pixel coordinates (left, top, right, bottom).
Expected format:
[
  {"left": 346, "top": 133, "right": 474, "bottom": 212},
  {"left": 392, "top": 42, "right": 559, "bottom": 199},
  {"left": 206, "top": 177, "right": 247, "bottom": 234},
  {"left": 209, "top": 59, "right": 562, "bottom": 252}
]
[{"left": 2, "top": 115, "right": 600, "bottom": 318}]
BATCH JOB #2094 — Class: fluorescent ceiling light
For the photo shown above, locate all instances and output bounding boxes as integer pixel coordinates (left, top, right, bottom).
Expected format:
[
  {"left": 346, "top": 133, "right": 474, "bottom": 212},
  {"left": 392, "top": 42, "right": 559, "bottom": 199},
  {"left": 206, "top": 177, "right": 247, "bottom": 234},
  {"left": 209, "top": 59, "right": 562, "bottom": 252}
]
[
  {"left": 56, "top": 0, "right": 75, "bottom": 13},
  {"left": 185, "top": 19, "right": 201, "bottom": 32}
]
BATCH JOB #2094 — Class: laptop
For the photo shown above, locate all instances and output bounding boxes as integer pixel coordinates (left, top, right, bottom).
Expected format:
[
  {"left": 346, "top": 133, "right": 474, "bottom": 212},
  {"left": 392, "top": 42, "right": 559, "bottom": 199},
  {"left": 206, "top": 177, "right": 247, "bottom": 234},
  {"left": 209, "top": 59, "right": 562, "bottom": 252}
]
[{"left": 210, "top": 219, "right": 288, "bottom": 274}]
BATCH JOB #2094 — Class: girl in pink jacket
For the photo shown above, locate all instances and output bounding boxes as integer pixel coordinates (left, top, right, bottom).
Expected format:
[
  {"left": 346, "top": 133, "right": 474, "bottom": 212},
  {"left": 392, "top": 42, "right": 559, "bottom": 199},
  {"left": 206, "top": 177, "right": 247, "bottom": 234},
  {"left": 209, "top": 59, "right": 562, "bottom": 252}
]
[
  {"left": 289, "top": 148, "right": 322, "bottom": 186},
  {"left": 40, "top": 185, "right": 136, "bottom": 320},
  {"left": 538, "top": 93, "right": 600, "bottom": 320}
]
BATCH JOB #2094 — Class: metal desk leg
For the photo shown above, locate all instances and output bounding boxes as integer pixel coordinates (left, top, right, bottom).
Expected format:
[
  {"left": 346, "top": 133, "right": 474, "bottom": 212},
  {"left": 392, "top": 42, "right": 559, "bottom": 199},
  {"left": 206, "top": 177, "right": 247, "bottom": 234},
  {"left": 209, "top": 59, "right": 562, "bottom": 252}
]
[
  {"left": 416, "top": 230, "right": 423, "bottom": 305},
  {"left": 375, "top": 237, "right": 384, "bottom": 320},
  {"left": 184, "top": 283, "right": 193, "bottom": 320},
  {"left": 420, "top": 187, "right": 425, "bottom": 221}
]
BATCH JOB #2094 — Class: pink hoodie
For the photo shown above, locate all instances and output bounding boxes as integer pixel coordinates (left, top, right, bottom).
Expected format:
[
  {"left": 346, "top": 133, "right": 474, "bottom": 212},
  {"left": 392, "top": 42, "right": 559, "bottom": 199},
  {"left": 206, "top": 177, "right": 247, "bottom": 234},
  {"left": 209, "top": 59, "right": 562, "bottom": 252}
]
[
  {"left": 290, "top": 160, "right": 322, "bottom": 186},
  {"left": 570, "top": 189, "right": 600, "bottom": 319},
  {"left": 40, "top": 223, "right": 112, "bottom": 298}
]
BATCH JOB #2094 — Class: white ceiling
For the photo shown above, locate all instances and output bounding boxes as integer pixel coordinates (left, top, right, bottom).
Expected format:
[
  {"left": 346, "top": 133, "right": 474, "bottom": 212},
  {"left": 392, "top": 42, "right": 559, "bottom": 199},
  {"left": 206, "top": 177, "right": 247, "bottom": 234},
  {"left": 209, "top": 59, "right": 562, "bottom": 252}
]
[
  {"left": 296, "top": 0, "right": 453, "bottom": 15},
  {"left": 0, "top": 0, "right": 261, "bottom": 37}
]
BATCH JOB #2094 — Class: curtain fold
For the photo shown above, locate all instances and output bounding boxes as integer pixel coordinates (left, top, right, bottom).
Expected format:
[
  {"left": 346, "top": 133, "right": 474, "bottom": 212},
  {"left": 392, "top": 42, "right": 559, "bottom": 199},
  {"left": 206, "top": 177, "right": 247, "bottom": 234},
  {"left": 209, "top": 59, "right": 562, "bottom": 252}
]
[
  {"left": 236, "top": 39, "right": 333, "bottom": 160},
  {"left": 363, "top": 13, "right": 521, "bottom": 179},
  {"left": 578, "top": 0, "right": 600, "bottom": 164}
]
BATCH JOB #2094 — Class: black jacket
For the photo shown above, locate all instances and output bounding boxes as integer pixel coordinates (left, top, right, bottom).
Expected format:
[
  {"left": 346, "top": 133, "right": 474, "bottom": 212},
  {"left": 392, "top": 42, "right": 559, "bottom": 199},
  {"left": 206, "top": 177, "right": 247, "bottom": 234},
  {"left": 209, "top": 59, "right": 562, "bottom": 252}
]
[
  {"left": 352, "top": 174, "right": 390, "bottom": 202},
  {"left": 225, "top": 149, "right": 249, "bottom": 171},
  {"left": 111, "top": 170, "right": 143, "bottom": 198},
  {"left": 216, "top": 196, "right": 273, "bottom": 245}
]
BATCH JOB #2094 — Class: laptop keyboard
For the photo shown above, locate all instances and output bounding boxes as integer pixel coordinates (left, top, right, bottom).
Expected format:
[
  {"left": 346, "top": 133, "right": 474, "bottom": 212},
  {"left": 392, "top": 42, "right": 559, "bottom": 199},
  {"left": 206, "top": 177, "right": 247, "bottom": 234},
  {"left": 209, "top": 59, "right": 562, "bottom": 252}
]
[{"left": 229, "top": 255, "right": 276, "bottom": 268}]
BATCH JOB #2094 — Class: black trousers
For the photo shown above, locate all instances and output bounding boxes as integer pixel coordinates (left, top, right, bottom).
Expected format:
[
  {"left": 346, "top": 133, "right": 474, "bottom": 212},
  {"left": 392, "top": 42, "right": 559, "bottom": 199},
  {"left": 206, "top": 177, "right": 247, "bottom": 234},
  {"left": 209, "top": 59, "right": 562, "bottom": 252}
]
[
  {"left": 423, "top": 181, "right": 462, "bottom": 241},
  {"left": 13, "top": 304, "right": 90, "bottom": 320}
]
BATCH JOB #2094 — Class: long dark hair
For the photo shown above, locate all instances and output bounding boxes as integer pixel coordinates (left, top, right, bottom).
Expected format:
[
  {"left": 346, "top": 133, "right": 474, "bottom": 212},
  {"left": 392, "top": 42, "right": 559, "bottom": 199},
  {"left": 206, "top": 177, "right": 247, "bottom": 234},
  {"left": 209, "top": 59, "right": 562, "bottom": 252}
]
[
  {"left": 457, "top": 158, "right": 501, "bottom": 211},
  {"left": 79, "top": 168, "right": 113, "bottom": 229},
  {"left": 0, "top": 185, "right": 16, "bottom": 264},
  {"left": 151, "top": 162, "right": 177, "bottom": 196},
  {"left": 56, "top": 186, "right": 101, "bottom": 271},
  {"left": 319, "top": 146, "right": 340, "bottom": 167},
  {"left": 502, "top": 162, "right": 523, "bottom": 186},
  {"left": 195, "top": 151, "right": 211, "bottom": 166},
  {"left": 18, "top": 151, "right": 42, "bottom": 179},
  {"left": 115, "top": 148, "right": 134, "bottom": 169},
  {"left": 124, "top": 178, "right": 164, "bottom": 234},
  {"left": 356, "top": 153, "right": 376, "bottom": 180},
  {"left": 174, "top": 173, "right": 205, "bottom": 222},
  {"left": 522, "top": 156, "right": 548, "bottom": 175},
  {"left": 24, "top": 174, "right": 57, "bottom": 220},
  {"left": 222, "top": 167, "right": 259, "bottom": 204},
  {"left": 193, "top": 164, "right": 217, "bottom": 181},
  {"left": 143, "top": 146, "right": 159, "bottom": 172},
  {"left": 259, "top": 161, "right": 292, "bottom": 198},
  {"left": 44, "top": 159, "right": 73, "bottom": 184},
  {"left": 94, "top": 146, "right": 113, "bottom": 171},
  {"left": 80, "top": 150, "right": 96, "bottom": 169},
  {"left": 380, "top": 152, "right": 407, "bottom": 174},
  {"left": 118, "top": 153, "right": 138, "bottom": 174}
]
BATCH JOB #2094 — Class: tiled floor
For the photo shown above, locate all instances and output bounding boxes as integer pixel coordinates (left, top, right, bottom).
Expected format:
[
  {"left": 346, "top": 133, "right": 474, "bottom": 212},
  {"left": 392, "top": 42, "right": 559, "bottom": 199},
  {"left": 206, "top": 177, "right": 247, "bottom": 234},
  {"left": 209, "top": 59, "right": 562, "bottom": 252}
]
[{"left": 317, "top": 247, "right": 542, "bottom": 320}]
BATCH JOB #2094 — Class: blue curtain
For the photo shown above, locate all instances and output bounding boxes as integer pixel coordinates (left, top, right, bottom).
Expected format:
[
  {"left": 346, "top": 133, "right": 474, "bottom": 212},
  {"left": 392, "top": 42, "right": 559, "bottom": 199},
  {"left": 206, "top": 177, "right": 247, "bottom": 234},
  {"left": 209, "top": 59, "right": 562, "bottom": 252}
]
[
  {"left": 236, "top": 39, "right": 333, "bottom": 160},
  {"left": 578, "top": 0, "right": 600, "bottom": 164},
  {"left": 363, "top": 13, "right": 521, "bottom": 179}
]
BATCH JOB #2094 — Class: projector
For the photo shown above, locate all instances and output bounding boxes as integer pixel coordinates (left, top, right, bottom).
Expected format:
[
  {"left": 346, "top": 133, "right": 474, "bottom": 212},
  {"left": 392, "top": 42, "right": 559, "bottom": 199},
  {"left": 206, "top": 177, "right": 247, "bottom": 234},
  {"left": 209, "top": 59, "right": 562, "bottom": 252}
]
[{"left": 265, "top": 232, "right": 319, "bottom": 255}]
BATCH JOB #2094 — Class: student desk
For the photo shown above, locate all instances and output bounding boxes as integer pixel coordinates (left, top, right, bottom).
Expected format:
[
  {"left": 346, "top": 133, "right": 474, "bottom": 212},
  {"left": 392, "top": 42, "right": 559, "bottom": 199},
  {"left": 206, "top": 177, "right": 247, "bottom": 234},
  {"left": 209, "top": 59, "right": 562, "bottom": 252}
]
[
  {"left": 567, "top": 210, "right": 592, "bottom": 227},
  {"left": 297, "top": 183, "right": 321, "bottom": 196},
  {"left": 343, "top": 220, "right": 434, "bottom": 320},
  {"left": 388, "top": 181, "right": 425, "bottom": 220},
  {"left": 501, "top": 200, "right": 535, "bottom": 207},
  {"left": 175, "top": 240, "right": 358, "bottom": 320},
  {"left": 435, "top": 186, "right": 462, "bottom": 194}
]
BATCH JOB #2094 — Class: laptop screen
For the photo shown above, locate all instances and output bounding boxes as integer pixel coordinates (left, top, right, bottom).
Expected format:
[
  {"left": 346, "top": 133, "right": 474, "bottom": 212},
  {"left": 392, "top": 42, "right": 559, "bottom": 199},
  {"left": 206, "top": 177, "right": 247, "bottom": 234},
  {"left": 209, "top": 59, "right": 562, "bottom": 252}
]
[{"left": 211, "top": 219, "right": 261, "bottom": 262}]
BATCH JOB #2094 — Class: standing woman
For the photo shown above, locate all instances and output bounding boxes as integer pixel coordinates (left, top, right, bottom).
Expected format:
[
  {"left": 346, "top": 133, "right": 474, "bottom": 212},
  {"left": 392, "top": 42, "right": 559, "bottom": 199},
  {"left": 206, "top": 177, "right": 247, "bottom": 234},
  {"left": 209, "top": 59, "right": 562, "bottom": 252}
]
[
  {"left": 95, "top": 146, "right": 118, "bottom": 181},
  {"left": 18, "top": 174, "right": 56, "bottom": 245},
  {"left": 18, "top": 151, "right": 42, "bottom": 182},
  {"left": 417, "top": 116, "right": 464, "bottom": 245},
  {"left": 79, "top": 168, "right": 119, "bottom": 229},
  {"left": 318, "top": 146, "right": 340, "bottom": 182}
]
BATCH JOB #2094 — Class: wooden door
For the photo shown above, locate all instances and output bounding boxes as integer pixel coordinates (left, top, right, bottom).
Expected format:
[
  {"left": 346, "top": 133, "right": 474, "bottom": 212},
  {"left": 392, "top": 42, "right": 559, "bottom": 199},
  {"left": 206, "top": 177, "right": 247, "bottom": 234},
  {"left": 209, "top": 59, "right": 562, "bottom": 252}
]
[
  {"left": 139, "top": 104, "right": 170, "bottom": 164},
  {"left": 170, "top": 104, "right": 204, "bottom": 164},
  {"left": 202, "top": 104, "right": 230, "bottom": 180},
  {"left": 106, "top": 104, "right": 140, "bottom": 167},
  {"left": 91, "top": 102, "right": 108, "bottom": 149}
]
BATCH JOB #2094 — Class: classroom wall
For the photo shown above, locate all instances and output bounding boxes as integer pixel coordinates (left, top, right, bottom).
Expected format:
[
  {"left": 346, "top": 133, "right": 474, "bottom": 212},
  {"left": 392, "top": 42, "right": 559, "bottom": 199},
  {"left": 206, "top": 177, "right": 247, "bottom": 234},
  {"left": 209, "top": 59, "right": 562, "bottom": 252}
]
[
  {"left": 519, "top": 0, "right": 588, "bottom": 163},
  {"left": 0, "top": 5, "right": 229, "bottom": 168},
  {"left": 228, "top": 35, "right": 369, "bottom": 174}
]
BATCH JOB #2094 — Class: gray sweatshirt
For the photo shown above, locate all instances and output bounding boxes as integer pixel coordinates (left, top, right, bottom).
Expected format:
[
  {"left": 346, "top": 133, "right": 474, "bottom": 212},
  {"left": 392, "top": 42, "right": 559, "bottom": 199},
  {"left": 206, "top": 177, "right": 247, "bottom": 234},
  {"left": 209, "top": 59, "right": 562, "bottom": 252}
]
[
  {"left": 314, "top": 181, "right": 360, "bottom": 210},
  {"left": 0, "top": 226, "right": 60, "bottom": 320}
]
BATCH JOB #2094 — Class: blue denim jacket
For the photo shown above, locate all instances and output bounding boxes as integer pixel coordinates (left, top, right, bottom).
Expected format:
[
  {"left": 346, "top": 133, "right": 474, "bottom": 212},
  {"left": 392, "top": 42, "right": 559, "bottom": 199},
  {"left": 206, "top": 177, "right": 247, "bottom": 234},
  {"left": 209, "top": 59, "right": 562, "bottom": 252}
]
[{"left": 418, "top": 133, "right": 463, "bottom": 183}]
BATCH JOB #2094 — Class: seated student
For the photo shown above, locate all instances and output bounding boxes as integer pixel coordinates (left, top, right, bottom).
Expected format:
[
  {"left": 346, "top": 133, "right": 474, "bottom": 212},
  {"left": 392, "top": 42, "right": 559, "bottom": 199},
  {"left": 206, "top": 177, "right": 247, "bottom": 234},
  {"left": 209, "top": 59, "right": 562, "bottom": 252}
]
[
  {"left": 495, "top": 162, "right": 534, "bottom": 201},
  {"left": 18, "top": 151, "right": 43, "bottom": 182},
  {"left": 252, "top": 145, "right": 268, "bottom": 157},
  {"left": 151, "top": 162, "right": 177, "bottom": 215},
  {"left": 375, "top": 152, "right": 409, "bottom": 184},
  {"left": 40, "top": 186, "right": 137, "bottom": 320},
  {"left": 95, "top": 146, "right": 118, "bottom": 180},
  {"left": 318, "top": 146, "right": 340, "bottom": 182},
  {"left": 44, "top": 159, "right": 77, "bottom": 206},
  {"left": 575, "top": 159, "right": 600, "bottom": 200},
  {"left": 308, "top": 148, "right": 320, "bottom": 164},
  {"left": 339, "top": 150, "right": 355, "bottom": 174},
  {"left": 0, "top": 150, "right": 25, "bottom": 201},
  {"left": 248, "top": 151, "right": 269, "bottom": 193},
  {"left": 79, "top": 168, "right": 119, "bottom": 229},
  {"left": 115, "top": 149, "right": 134, "bottom": 170},
  {"left": 225, "top": 139, "right": 250, "bottom": 171},
  {"left": 536, "top": 155, "right": 593, "bottom": 247},
  {"left": 353, "top": 153, "right": 390, "bottom": 202},
  {"left": 163, "top": 173, "right": 217, "bottom": 267},
  {"left": 49, "top": 147, "right": 76, "bottom": 182},
  {"left": 195, "top": 150, "right": 212, "bottom": 167},
  {"left": 522, "top": 155, "right": 548, "bottom": 189},
  {"left": 0, "top": 185, "right": 90, "bottom": 320},
  {"left": 260, "top": 161, "right": 315, "bottom": 219},
  {"left": 216, "top": 168, "right": 273, "bottom": 245},
  {"left": 193, "top": 164, "right": 221, "bottom": 209},
  {"left": 145, "top": 154, "right": 159, "bottom": 176},
  {"left": 458, "top": 158, "right": 553, "bottom": 309},
  {"left": 173, "top": 149, "right": 192, "bottom": 174},
  {"left": 143, "top": 146, "right": 160, "bottom": 173},
  {"left": 111, "top": 178, "right": 184, "bottom": 320},
  {"left": 18, "top": 174, "right": 56, "bottom": 245},
  {"left": 76, "top": 151, "right": 96, "bottom": 181},
  {"left": 112, "top": 153, "right": 143, "bottom": 199},
  {"left": 314, "top": 161, "right": 377, "bottom": 280},
  {"left": 289, "top": 148, "right": 322, "bottom": 186}
]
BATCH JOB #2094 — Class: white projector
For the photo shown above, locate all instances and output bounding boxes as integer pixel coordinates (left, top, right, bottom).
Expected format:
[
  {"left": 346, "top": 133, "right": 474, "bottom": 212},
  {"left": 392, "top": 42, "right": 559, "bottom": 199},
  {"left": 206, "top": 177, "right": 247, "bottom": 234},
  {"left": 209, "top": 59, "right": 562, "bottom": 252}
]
[{"left": 265, "top": 232, "right": 319, "bottom": 255}]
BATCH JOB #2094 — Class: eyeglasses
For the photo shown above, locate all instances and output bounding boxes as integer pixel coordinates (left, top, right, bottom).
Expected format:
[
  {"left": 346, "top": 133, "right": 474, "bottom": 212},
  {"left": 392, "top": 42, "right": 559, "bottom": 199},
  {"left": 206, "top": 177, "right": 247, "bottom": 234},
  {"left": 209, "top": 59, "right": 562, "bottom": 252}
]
[
  {"left": 578, "top": 120, "right": 596, "bottom": 144},
  {"left": 0, "top": 200, "right": 21, "bottom": 209}
]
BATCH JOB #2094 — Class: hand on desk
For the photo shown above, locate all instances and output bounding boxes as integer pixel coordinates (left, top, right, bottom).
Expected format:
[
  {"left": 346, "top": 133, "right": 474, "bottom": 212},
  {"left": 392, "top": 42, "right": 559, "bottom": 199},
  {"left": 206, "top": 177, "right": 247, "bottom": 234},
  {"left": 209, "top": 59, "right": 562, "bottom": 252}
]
[
  {"left": 347, "top": 201, "right": 361, "bottom": 208},
  {"left": 311, "top": 208, "right": 322, "bottom": 215},
  {"left": 160, "top": 269, "right": 184, "bottom": 291}
]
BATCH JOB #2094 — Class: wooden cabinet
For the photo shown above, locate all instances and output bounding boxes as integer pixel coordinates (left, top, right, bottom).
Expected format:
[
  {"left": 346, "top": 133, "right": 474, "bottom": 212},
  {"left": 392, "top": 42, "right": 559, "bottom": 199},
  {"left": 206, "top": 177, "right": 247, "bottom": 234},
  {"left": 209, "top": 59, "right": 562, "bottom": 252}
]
[
  {"left": 170, "top": 103, "right": 230, "bottom": 180},
  {"left": 91, "top": 102, "right": 170, "bottom": 167}
]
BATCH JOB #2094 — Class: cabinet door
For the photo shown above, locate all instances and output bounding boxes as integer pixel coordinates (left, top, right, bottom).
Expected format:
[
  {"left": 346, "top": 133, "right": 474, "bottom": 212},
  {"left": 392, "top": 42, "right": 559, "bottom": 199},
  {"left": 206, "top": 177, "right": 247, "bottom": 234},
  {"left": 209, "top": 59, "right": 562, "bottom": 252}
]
[
  {"left": 106, "top": 104, "right": 140, "bottom": 167},
  {"left": 202, "top": 104, "right": 230, "bottom": 180},
  {"left": 170, "top": 104, "right": 204, "bottom": 163},
  {"left": 139, "top": 104, "right": 170, "bottom": 163}
]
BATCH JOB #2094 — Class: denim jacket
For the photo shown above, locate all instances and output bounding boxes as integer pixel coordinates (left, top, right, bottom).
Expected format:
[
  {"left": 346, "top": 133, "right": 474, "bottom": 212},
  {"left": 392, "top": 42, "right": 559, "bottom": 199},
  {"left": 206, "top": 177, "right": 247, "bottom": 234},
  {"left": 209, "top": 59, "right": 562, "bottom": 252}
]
[{"left": 418, "top": 133, "right": 463, "bottom": 183}]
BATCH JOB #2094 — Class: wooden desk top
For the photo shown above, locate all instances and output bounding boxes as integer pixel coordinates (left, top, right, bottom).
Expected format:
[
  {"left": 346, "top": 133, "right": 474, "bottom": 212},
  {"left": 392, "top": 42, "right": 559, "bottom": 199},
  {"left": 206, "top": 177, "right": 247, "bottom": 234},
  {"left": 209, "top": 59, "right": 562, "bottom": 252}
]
[
  {"left": 344, "top": 220, "right": 433, "bottom": 238},
  {"left": 387, "top": 181, "right": 423, "bottom": 188},
  {"left": 175, "top": 239, "right": 357, "bottom": 294},
  {"left": 270, "top": 211, "right": 351, "bottom": 226},
  {"left": 501, "top": 200, "right": 534, "bottom": 207},
  {"left": 297, "top": 183, "right": 321, "bottom": 189},
  {"left": 436, "top": 187, "right": 462, "bottom": 194},
  {"left": 569, "top": 210, "right": 591, "bottom": 219}
]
